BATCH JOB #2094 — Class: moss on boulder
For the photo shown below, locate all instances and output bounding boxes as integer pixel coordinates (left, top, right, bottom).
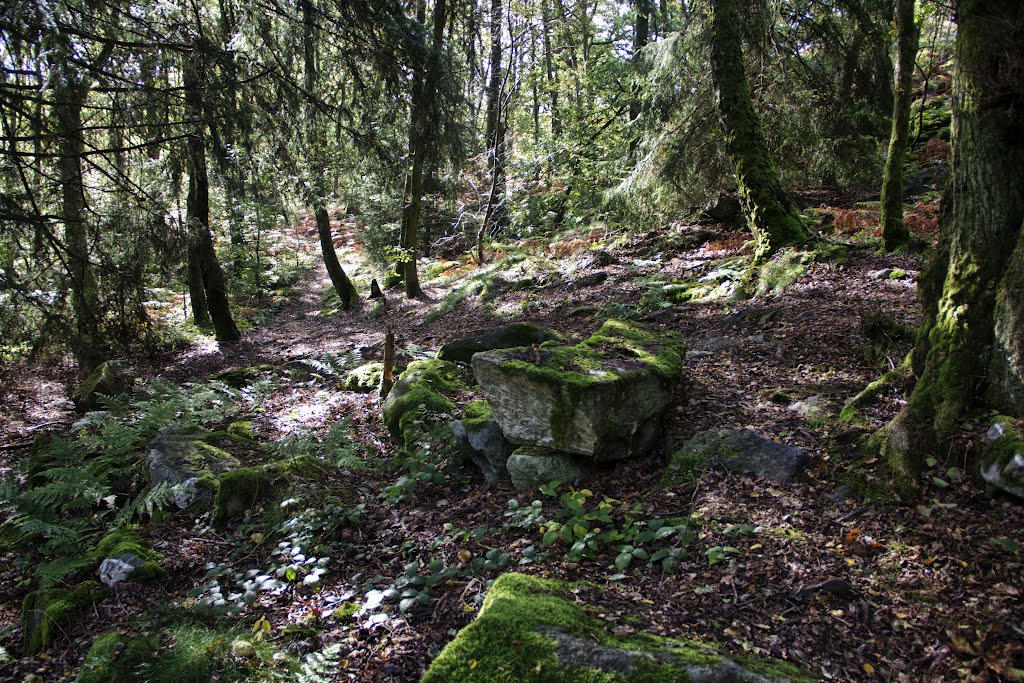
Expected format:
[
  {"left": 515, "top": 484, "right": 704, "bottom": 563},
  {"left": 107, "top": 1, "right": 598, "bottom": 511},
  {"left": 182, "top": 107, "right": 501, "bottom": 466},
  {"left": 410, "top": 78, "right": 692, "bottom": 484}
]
[
  {"left": 73, "top": 361, "right": 129, "bottom": 411},
  {"left": 211, "top": 466, "right": 278, "bottom": 528},
  {"left": 381, "top": 359, "right": 464, "bottom": 447},
  {"left": 22, "top": 582, "right": 105, "bottom": 655},
  {"left": 212, "top": 364, "right": 275, "bottom": 389},
  {"left": 344, "top": 362, "right": 385, "bottom": 393},
  {"left": 422, "top": 572, "right": 812, "bottom": 682},
  {"left": 76, "top": 631, "right": 161, "bottom": 683},
  {"left": 472, "top": 320, "right": 685, "bottom": 461},
  {"left": 93, "top": 530, "right": 166, "bottom": 585}
]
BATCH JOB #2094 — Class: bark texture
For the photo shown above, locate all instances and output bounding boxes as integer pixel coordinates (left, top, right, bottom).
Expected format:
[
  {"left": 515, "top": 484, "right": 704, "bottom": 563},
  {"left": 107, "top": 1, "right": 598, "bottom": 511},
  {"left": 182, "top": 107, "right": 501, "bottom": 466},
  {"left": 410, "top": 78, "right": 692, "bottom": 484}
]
[
  {"left": 883, "top": 0, "right": 1024, "bottom": 482},
  {"left": 879, "top": 0, "right": 919, "bottom": 251},
  {"left": 184, "top": 49, "right": 240, "bottom": 342},
  {"left": 708, "top": 0, "right": 808, "bottom": 261}
]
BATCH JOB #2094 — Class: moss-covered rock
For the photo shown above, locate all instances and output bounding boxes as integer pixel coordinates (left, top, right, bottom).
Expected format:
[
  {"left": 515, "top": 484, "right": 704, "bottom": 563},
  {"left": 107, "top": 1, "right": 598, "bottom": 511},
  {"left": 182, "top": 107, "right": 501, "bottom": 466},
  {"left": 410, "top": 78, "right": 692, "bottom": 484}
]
[
  {"left": 145, "top": 426, "right": 240, "bottom": 510},
  {"left": 978, "top": 416, "right": 1024, "bottom": 500},
  {"left": 22, "top": 582, "right": 105, "bottom": 655},
  {"left": 381, "top": 359, "right": 465, "bottom": 447},
  {"left": 451, "top": 400, "right": 515, "bottom": 482},
  {"left": 211, "top": 466, "right": 278, "bottom": 528},
  {"left": 472, "top": 320, "right": 686, "bottom": 461},
  {"left": 422, "top": 572, "right": 812, "bottom": 682},
  {"left": 73, "top": 361, "right": 129, "bottom": 411},
  {"left": 212, "top": 364, "right": 274, "bottom": 389},
  {"left": 93, "top": 530, "right": 166, "bottom": 585},
  {"left": 344, "top": 362, "right": 385, "bottom": 393},
  {"left": 437, "top": 322, "right": 564, "bottom": 364}
]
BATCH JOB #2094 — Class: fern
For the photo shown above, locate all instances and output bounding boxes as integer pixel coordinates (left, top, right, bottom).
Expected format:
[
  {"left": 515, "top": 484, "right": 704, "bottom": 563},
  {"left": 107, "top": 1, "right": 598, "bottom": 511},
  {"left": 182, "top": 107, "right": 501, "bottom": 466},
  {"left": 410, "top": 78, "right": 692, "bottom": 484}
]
[
  {"left": 302, "top": 351, "right": 360, "bottom": 377},
  {"left": 36, "top": 555, "right": 95, "bottom": 589},
  {"left": 294, "top": 643, "right": 344, "bottom": 683},
  {"left": 113, "top": 482, "right": 177, "bottom": 527}
]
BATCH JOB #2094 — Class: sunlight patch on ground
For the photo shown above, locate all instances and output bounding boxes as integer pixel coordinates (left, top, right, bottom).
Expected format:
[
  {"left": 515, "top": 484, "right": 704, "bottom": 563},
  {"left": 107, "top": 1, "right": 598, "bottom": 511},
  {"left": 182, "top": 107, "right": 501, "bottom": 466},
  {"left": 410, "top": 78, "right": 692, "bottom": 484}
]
[{"left": 270, "top": 388, "right": 348, "bottom": 435}]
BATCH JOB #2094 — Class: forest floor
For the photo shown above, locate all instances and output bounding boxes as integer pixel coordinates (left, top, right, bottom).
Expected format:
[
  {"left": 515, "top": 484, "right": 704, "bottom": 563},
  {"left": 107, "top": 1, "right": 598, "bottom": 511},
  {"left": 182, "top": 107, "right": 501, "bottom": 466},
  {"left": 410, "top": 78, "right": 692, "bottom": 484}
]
[{"left": 1, "top": 205, "right": 1022, "bottom": 683}]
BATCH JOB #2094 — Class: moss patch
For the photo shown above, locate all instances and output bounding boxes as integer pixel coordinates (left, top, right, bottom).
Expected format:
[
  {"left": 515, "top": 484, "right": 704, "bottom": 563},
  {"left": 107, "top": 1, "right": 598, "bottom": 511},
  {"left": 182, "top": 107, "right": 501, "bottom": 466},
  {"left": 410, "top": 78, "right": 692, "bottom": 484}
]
[
  {"left": 212, "top": 466, "right": 279, "bottom": 529},
  {"left": 463, "top": 400, "right": 494, "bottom": 434},
  {"left": 76, "top": 631, "right": 161, "bottom": 683},
  {"left": 23, "top": 582, "right": 105, "bottom": 655},
  {"left": 344, "top": 362, "right": 384, "bottom": 393}
]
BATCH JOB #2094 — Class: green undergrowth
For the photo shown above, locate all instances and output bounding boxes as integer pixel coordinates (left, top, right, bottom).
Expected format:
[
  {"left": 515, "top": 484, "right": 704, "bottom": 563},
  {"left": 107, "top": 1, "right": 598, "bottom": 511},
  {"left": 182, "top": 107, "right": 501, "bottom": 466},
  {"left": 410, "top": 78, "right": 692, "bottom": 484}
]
[
  {"left": 425, "top": 255, "right": 528, "bottom": 323},
  {"left": 76, "top": 622, "right": 293, "bottom": 683}
]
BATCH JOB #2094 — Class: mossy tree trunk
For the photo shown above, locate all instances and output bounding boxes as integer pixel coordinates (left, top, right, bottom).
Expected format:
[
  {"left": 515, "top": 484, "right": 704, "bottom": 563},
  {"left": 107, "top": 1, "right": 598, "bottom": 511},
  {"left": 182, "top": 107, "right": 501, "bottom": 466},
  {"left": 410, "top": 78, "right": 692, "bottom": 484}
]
[
  {"left": 878, "top": 0, "right": 920, "bottom": 251},
  {"left": 882, "top": 0, "right": 1024, "bottom": 484},
  {"left": 184, "top": 47, "right": 240, "bottom": 342},
  {"left": 708, "top": 0, "right": 809, "bottom": 262}
]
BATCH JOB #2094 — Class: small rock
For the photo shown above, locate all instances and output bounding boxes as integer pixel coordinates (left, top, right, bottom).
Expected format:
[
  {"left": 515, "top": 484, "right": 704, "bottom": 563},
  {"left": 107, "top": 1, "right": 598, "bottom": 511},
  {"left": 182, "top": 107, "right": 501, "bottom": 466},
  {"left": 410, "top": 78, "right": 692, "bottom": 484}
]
[
  {"left": 666, "top": 428, "right": 810, "bottom": 483},
  {"left": 451, "top": 417, "right": 514, "bottom": 482},
  {"left": 787, "top": 395, "right": 828, "bottom": 419},
  {"left": 99, "top": 554, "right": 145, "bottom": 587},
  {"left": 987, "top": 422, "right": 1007, "bottom": 441},
  {"left": 231, "top": 639, "right": 257, "bottom": 659},
  {"left": 867, "top": 268, "right": 894, "bottom": 281},
  {"left": 506, "top": 447, "right": 593, "bottom": 491}
]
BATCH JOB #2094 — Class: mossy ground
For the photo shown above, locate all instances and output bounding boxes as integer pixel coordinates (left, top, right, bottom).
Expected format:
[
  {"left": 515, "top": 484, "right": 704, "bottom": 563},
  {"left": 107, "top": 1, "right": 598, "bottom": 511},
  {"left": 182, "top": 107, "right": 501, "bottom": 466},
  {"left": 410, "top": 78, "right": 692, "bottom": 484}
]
[
  {"left": 23, "top": 582, "right": 105, "bottom": 655},
  {"left": 76, "top": 624, "right": 290, "bottom": 683}
]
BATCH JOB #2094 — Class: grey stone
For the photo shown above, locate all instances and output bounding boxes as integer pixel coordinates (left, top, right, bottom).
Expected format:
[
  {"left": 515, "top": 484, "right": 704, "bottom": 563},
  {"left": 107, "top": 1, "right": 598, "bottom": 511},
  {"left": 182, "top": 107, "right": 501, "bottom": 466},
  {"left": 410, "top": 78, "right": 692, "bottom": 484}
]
[
  {"left": 671, "top": 428, "right": 810, "bottom": 482},
  {"left": 437, "top": 323, "right": 563, "bottom": 364},
  {"left": 99, "top": 554, "right": 144, "bottom": 587},
  {"left": 73, "top": 361, "right": 129, "bottom": 411},
  {"left": 145, "top": 426, "right": 238, "bottom": 509},
  {"left": 506, "top": 447, "right": 593, "bottom": 491},
  {"left": 787, "top": 395, "right": 828, "bottom": 419},
  {"left": 451, "top": 419, "right": 514, "bottom": 482},
  {"left": 867, "top": 269, "right": 894, "bottom": 281}
]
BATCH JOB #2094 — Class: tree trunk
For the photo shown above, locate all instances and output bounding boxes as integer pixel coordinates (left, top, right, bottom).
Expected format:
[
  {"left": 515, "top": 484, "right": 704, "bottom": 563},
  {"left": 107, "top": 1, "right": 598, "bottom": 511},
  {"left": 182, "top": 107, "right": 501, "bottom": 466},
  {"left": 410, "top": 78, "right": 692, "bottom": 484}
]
[
  {"left": 629, "top": 0, "right": 650, "bottom": 156},
  {"left": 879, "top": 0, "right": 919, "bottom": 251},
  {"left": 882, "top": 0, "right": 1024, "bottom": 483},
  {"left": 399, "top": 0, "right": 447, "bottom": 299},
  {"left": 540, "top": 0, "right": 561, "bottom": 137},
  {"left": 184, "top": 48, "right": 240, "bottom": 342},
  {"left": 315, "top": 206, "right": 358, "bottom": 307},
  {"left": 302, "top": 0, "right": 359, "bottom": 308},
  {"left": 708, "top": 0, "right": 809, "bottom": 262},
  {"left": 483, "top": 0, "right": 507, "bottom": 238}
]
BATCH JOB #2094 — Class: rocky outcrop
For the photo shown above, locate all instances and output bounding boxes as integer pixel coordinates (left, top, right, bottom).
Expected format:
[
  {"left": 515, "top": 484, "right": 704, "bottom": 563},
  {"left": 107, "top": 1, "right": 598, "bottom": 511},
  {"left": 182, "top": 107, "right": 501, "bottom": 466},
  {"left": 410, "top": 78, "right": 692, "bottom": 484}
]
[
  {"left": 664, "top": 429, "right": 809, "bottom": 485},
  {"left": 472, "top": 319, "right": 685, "bottom": 461},
  {"left": 437, "top": 322, "right": 563, "bottom": 364},
  {"left": 422, "top": 572, "right": 812, "bottom": 682}
]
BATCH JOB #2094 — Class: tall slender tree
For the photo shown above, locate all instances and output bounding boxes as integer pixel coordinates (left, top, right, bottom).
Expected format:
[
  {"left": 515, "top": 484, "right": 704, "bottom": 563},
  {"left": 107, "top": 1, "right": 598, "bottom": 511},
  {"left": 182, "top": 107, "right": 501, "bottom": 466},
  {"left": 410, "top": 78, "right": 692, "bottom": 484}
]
[{"left": 879, "top": 0, "right": 920, "bottom": 251}]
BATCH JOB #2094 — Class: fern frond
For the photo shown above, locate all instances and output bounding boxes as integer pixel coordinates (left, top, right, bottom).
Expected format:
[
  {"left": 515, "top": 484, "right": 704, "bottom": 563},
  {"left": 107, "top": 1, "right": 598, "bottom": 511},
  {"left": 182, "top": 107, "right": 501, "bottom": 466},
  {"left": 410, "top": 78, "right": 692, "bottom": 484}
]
[
  {"left": 295, "top": 643, "right": 344, "bottom": 683},
  {"left": 36, "top": 555, "right": 95, "bottom": 589},
  {"left": 113, "top": 482, "right": 177, "bottom": 527}
]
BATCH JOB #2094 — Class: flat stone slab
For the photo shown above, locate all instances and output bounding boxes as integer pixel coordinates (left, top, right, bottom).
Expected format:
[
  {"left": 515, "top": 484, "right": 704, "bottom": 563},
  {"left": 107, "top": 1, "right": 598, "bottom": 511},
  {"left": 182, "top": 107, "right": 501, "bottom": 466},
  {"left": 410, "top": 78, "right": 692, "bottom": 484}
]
[
  {"left": 666, "top": 428, "right": 810, "bottom": 483},
  {"left": 437, "top": 322, "right": 563, "bottom": 364}
]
